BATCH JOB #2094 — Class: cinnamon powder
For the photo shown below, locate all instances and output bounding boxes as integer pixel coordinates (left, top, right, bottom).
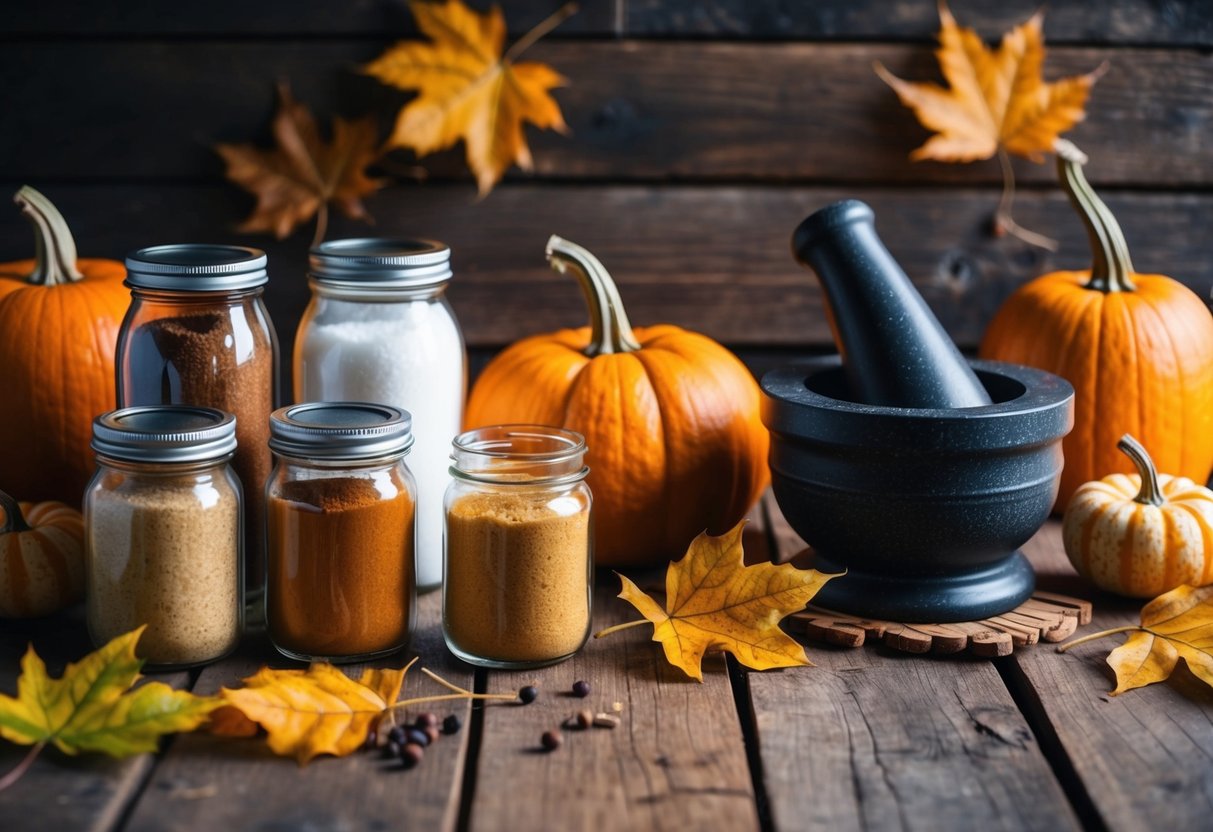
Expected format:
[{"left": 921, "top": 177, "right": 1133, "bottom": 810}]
[{"left": 267, "top": 475, "right": 415, "bottom": 659}]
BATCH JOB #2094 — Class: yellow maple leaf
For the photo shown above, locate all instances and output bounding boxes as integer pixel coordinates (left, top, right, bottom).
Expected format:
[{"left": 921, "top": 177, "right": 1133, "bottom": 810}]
[
  {"left": 215, "top": 81, "right": 384, "bottom": 243},
  {"left": 363, "top": 0, "right": 572, "bottom": 195},
  {"left": 1057, "top": 584, "right": 1213, "bottom": 696},
  {"left": 599, "top": 522, "right": 837, "bottom": 681},
  {"left": 875, "top": 1, "right": 1103, "bottom": 163},
  {"left": 0, "top": 626, "right": 219, "bottom": 780}
]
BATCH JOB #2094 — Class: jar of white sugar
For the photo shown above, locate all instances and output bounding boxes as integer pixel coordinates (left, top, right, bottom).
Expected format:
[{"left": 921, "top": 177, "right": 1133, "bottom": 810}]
[
  {"left": 294, "top": 239, "right": 465, "bottom": 591},
  {"left": 84, "top": 406, "right": 243, "bottom": 669}
]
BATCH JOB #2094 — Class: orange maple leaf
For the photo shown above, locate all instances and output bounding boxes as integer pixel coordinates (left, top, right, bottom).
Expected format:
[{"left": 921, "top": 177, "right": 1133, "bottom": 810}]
[
  {"left": 875, "top": 1, "right": 1104, "bottom": 163},
  {"left": 215, "top": 82, "right": 384, "bottom": 243},
  {"left": 363, "top": 0, "right": 572, "bottom": 195}
]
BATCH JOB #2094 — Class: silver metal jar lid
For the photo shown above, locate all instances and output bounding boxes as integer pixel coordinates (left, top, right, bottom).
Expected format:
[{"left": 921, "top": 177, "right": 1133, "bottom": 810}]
[
  {"left": 269, "top": 402, "right": 414, "bottom": 460},
  {"left": 92, "top": 406, "right": 238, "bottom": 464},
  {"left": 125, "top": 244, "right": 269, "bottom": 291},
  {"left": 308, "top": 238, "right": 452, "bottom": 289}
]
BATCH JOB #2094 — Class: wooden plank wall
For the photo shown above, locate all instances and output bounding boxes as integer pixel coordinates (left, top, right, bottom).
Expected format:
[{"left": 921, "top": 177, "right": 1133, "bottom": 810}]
[{"left": 2, "top": 0, "right": 1210, "bottom": 366}]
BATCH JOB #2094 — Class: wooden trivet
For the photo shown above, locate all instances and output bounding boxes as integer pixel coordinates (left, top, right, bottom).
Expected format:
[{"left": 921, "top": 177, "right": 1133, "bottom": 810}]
[{"left": 791, "top": 591, "right": 1092, "bottom": 658}]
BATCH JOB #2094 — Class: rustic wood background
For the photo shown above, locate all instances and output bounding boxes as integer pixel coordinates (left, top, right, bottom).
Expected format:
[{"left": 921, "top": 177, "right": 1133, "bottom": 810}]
[{"left": 3, "top": 0, "right": 1211, "bottom": 371}]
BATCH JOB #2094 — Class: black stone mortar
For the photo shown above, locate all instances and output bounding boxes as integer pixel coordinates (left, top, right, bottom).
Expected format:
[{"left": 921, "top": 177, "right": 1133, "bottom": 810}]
[{"left": 762, "top": 356, "right": 1074, "bottom": 622}]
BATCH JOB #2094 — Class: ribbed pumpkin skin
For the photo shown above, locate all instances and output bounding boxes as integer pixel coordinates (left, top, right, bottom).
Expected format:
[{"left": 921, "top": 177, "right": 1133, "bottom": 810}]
[
  {"left": 0, "top": 258, "right": 128, "bottom": 503},
  {"left": 980, "top": 272, "right": 1213, "bottom": 507},
  {"left": 466, "top": 324, "right": 770, "bottom": 567},
  {"left": 1063, "top": 473, "right": 1213, "bottom": 597},
  {"left": 0, "top": 500, "right": 86, "bottom": 617}
]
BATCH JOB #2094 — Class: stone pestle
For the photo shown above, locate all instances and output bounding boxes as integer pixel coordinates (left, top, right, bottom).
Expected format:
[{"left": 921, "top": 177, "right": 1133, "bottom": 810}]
[{"left": 792, "top": 199, "right": 992, "bottom": 409}]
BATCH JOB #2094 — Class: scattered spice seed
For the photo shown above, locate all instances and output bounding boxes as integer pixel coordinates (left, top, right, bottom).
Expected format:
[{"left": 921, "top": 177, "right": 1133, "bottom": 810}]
[
  {"left": 415, "top": 712, "right": 439, "bottom": 729},
  {"left": 519, "top": 685, "right": 539, "bottom": 704},
  {"left": 404, "top": 727, "right": 430, "bottom": 748},
  {"left": 541, "top": 730, "right": 562, "bottom": 751},
  {"left": 572, "top": 680, "right": 590, "bottom": 698},
  {"left": 387, "top": 739, "right": 403, "bottom": 759},
  {"left": 424, "top": 725, "right": 440, "bottom": 744},
  {"left": 401, "top": 742, "right": 424, "bottom": 769},
  {"left": 611, "top": 701, "right": 623, "bottom": 713},
  {"left": 443, "top": 714, "right": 462, "bottom": 735},
  {"left": 593, "top": 713, "right": 621, "bottom": 729},
  {"left": 576, "top": 709, "right": 594, "bottom": 729}
]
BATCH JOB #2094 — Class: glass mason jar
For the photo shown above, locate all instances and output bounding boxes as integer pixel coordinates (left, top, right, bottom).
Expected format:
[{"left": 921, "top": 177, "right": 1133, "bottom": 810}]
[
  {"left": 85, "top": 406, "right": 243, "bottom": 669},
  {"left": 294, "top": 239, "right": 465, "bottom": 593},
  {"left": 266, "top": 402, "right": 418, "bottom": 663},
  {"left": 116, "top": 244, "right": 279, "bottom": 609},
  {"left": 443, "top": 425, "right": 593, "bottom": 669}
]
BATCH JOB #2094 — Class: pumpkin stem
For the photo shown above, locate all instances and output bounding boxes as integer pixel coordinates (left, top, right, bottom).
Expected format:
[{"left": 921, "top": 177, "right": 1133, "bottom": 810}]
[
  {"left": 1054, "top": 139, "right": 1135, "bottom": 293},
  {"left": 1117, "top": 434, "right": 1165, "bottom": 507},
  {"left": 13, "top": 186, "right": 85, "bottom": 287},
  {"left": 546, "top": 235, "right": 641, "bottom": 356},
  {"left": 0, "top": 488, "right": 31, "bottom": 533}
]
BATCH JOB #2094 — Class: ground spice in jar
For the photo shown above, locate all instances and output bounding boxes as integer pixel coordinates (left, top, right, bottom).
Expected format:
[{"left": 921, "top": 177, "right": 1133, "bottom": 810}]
[
  {"left": 123, "top": 307, "right": 275, "bottom": 593},
  {"left": 268, "top": 476, "right": 415, "bottom": 659},
  {"left": 444, "top": 491, "right": 591, "bottom": 664}
]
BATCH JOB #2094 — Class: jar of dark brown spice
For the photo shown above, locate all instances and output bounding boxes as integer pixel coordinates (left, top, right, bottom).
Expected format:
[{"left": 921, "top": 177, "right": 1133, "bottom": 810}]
[{"left": 115, "top": 245, "right": 279, "bottom": 611}]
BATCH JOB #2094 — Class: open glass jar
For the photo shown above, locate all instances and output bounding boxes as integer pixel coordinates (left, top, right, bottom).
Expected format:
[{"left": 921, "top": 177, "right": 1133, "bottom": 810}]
[
  {"left": 266, "top": 402, "right": 417, "bottom": 663},
  {"left": 443, "top": 425, "right": 593, "bottom": 669},
  {"left": 85, "top": 406, "right": 243, "bottom": 669}
]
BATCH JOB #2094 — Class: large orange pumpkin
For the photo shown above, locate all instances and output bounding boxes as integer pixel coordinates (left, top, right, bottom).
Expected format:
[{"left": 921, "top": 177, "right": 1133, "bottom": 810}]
[
  {"left": 980, "top": 141, "right": 1213, "bottom": 507},
  {"left": 0, "top": 488, "right": 86, "bottom": 617},
  {"left": 0, "top": 187, "right": 128, "bottom": 503},
  {"left": 465, "top": 235, "right": 769, "bottom": 567}
]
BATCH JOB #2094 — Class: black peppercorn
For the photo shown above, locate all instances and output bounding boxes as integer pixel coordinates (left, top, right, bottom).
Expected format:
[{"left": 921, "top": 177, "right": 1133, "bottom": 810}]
[
  {"left": 519, "top": 685, "right": 539, "bottom": 704},
  {"left": 541, "top": 730, "right": 562, "bottom": 751},
  {"left": 443, "top": 714, "right": 462, "bottom": 735},
  {"left": 572, "top": 680, "right": 591, "bottom": 698}
]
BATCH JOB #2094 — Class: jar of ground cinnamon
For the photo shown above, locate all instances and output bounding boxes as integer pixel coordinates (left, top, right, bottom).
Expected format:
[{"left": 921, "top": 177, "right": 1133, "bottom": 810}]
[
  {"left": 116, "top": 245, "right": 279, "bottom": 612},
  {"left": 266, "top": 402, "right": 417, "bottom": 663},
  {"left": 443, "top": 425, "right": 593, "bottom": 669}
]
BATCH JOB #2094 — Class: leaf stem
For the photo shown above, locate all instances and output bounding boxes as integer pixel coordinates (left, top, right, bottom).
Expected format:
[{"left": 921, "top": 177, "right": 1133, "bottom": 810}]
[
  {"left": 504, "top": 2, "right": 578, "bottom": 63},
  {"left": 311, "top": 204, "right": 329, "bottom": 248},
  {"left": 0, "top": 741, "right": 45, "bottom": 793},
  {"left": 1055, "top": 625, "right": 1139, "bottom": 653},
  {"left": 994, "top": 147, "right": 1058, "bottom": 251},
  {"left": 593, "top": 619, "right": 650, "bottom": 639}
]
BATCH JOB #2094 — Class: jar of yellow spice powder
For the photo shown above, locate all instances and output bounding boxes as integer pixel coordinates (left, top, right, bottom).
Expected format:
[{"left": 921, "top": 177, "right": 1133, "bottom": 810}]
[{"left": 443, "top": 426, "right": 593, "bottom": 668}]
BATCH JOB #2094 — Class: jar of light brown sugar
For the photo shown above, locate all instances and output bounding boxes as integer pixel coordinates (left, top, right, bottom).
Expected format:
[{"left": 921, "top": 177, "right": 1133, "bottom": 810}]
[
  {"left": 266, "top": 402, "right": 417, "bottom": 663},
  {"left": 85, "top": 406, "right": 243, "bottom": 669},
  {"left": 443, "top": 425, "right": 593, "bottom": 669}
]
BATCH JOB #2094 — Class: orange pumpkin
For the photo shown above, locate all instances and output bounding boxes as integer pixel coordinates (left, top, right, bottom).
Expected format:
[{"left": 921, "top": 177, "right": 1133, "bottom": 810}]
[
  {"left": 981, "top": 141, "right": 1213, "bottom": 507},
  {"left": 1063, "top": 435, "right": 1213, "bottom": 597},
  {"left": 0, "top": 488, "right": 86, "bottom": 617},
  {"left": 465, "top": 235, "right": 769, "bottom": 567},
  {"left": 0, "top": 187, "right": 128, "bottom": 503}
]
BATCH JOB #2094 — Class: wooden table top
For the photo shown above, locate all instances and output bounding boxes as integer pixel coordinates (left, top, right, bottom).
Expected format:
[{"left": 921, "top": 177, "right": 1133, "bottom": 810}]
[{"left": 2, "top": 493, "right": 1211, "bottom": 832}]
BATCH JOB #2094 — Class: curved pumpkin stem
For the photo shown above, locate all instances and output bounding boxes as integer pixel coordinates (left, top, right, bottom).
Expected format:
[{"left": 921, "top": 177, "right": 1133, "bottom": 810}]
[
  {"left": 0, "top": 488, "right": 31, "bottom": 533},
  {"left": 546, "top": 235, "right": 641, "bottom": 356},
  {"left": 1117, "top": 434, "right": 1165, "bottom": 507},
  {"left": 13, "top": 186, "right": 84, "bottom": 287},
  {"left": 1055, "top": 140, "right": 1135, "bottom": 293}
]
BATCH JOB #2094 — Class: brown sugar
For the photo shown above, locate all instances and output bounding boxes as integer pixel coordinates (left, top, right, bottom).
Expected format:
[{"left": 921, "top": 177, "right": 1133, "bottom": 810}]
[
  {"left": 268, "top": 475, "right": 414, "bottom": 659},
  {"left": 444, "top": 490, "right": 591, "bottom": 664}
]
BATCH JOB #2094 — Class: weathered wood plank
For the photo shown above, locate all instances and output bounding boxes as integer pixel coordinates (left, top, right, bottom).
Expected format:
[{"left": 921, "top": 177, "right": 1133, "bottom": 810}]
[
  {"left": 121, "top": 591, "right": 472, "bottom": 832},
  {"left": 0, "top": 608, "right": 189, "bottom": 832},
  {"left": 626, "top": 0, "right": 1213, "bottom": 45},
  {"left": 468, "top": 579, "right": 760, "bottom": 830},
  {"left": 1, "top": 42, "right": 1209, "bottom": 186},
  {"left": 748, "top": 497, "right": 1082, "bottom": 831},
  {"left": 2, "top": 183, "right": 1209, "bottom": 357},
  {"left": 1011, "top": 525, "right": 1213, "bottom": 832}
]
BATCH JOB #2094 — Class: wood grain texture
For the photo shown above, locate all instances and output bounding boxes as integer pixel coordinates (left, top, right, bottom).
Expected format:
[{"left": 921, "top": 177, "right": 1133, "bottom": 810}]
[
  {"left": 1, "top": 183, "right": 1208, "bottom": 355},
  {"left": 468, "top": 580, "right": 760, "bottom": 831},
  {"left": 1010, "top": 526, "right": 1213, "bottom": 832},
  {"left": 747, "top": 497, "right": 1080, "bottom": 832},
  {"left": 626, "top": 0, "right": 1213, "bottom": 44},
  {"left": 0, "top": 608, "right": 187, "bottom": 832},
  {"left": 2, "top": 41, "right": 1209, "bottom": 186},
  {"left": 121, "top": 592, "right": 473, "bottom": 832}
]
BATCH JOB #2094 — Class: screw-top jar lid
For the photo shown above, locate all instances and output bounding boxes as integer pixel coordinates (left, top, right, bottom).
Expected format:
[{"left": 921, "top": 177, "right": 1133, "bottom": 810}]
[
  {"left": 308, "top": 238, "right": 452, "bottom": 290},
  {"left": 125, "top": 244, "right": 268, "bottom": 291},
  {"left": 269, "top": 402, "right": 414, "bottom": 460},
  {"left": 92, "top": 406, "right": 238, "bottom": 464}
]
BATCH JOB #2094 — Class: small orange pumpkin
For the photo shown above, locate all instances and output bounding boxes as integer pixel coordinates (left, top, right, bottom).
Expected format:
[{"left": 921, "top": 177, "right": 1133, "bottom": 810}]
[
  {"left": 465, "top": 236, "right": 769, "bottom": 567},
  {"left": 980, "top": 141, "right": 1213, "bottom": 508},
  {"left": 1063, "top": 435, "right": 1213, "bottom": 597},
  {"left": 0, "top": 488, "right": 86, "bottom": 617},
  {"left": 0, "top": 187, "right": 129, "bottom": 503}
]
